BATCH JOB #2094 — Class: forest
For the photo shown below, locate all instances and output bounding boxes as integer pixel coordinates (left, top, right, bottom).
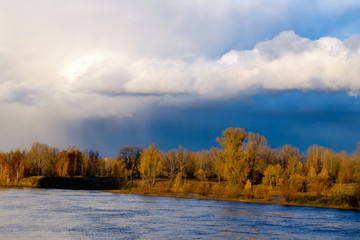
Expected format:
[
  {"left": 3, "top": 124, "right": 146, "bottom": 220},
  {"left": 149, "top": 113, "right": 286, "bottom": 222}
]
[{"left": 1, "top": 127, "right": 360, "bottom": 208}]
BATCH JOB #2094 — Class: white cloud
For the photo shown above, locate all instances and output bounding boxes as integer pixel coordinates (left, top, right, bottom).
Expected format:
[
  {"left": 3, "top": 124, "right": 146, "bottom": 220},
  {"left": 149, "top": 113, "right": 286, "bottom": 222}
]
[
  {"left": 0, "top": 0, "right": 359, "bottom": 151},
  {"left": 61, "top": 31, "right": 360, "bottom": 98}
]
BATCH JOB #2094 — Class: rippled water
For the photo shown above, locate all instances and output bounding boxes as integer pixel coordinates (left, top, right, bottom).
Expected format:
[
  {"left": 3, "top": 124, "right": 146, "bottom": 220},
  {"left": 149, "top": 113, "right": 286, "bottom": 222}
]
[{"left": 0, "top": 188, "right": 359, "bottom": 239}]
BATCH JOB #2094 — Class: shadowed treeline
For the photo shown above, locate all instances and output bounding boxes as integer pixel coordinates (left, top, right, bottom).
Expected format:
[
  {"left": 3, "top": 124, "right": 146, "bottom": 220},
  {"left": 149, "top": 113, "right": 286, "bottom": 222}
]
[
  {"left": 37, "top": 177, "right": 123, "bottom": 190},
  {"left": 1, "top": 127, "right": 360, "bottom": 208}
]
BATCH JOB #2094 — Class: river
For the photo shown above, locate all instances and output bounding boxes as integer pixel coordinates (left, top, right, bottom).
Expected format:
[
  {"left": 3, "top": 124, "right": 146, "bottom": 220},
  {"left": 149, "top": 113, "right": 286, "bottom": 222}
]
[{"left": 0, "top": 188, "right": 359, "bottom": 239}]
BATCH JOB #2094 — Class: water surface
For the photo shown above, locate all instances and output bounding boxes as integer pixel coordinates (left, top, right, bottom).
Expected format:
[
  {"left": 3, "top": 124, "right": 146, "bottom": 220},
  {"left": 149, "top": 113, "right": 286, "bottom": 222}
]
[{"left": 0, "top": 188, "right": 359, "bottom": 239}]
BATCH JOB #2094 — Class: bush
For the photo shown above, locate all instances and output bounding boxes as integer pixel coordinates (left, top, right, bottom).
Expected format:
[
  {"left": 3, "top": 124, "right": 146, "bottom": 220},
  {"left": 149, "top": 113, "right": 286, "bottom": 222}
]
[
  {"left": 295, "top": 193, "right": 359, "bottom": 208},
  {"left": 197, "top": 182, "right": 212, "bottom": 196},
  {"left": 194, "top": 169, "right": 207, "bottom": 181},
  {"left": 210, "top": 183, "right": 224, "bottom": 197},
  {"left": 224, "top": 184, "right": 242, "bottom": 198},
  {"left": 281, "top": 186, "right": 298, "bottom": 202},
  {"left": 244, "top": 180, "right": 253, "bottom": 199},
  {"left": 253, "top": 185, "right": 272, "bottom": 200},
  {"left": 313, "top": 196, "right": 332, "bottom": 206},
  {"left": 295, "top": 195, "right": 309, "bottom": 204},
  {"left": 332, "top": 192, "right": 359, "bottom": 208},
  {"left": 172, "top": 172, "right": 183, "bottom": 192}
]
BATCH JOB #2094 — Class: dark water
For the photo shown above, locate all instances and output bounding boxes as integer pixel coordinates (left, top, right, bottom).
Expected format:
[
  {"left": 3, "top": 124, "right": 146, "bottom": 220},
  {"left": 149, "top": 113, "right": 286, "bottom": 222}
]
[{"left": 0, "top": 188, "right": 359, "bottom": 239}]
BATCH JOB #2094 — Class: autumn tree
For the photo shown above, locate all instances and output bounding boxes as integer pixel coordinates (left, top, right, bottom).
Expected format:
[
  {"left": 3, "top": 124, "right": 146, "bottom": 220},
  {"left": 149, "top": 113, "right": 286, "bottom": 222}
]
[
  {"left": 56, "top": 150, "right": 69, "bottom": 177},
  {"left": 263, "top": 164, "right": 282, "bottom": 189},
  {"left": 117, "top": 145, "right": 142, "bottom": 181},
  {"left": 212, "top": 147, "right": 224, "bottom": 183},
  {"left": 306, "top": 153, "right": 320, "bottom": 175},
  {"left": 243, "top": 132, "right": 268, "bottom": 183},
  {"left": 216, "top": 127, "right": 247, "bottom": 184},
  {"left": 0, "top": 154, "right": 10, "bottom": 182},
  {"left": 11, "top": 150, "right": 24, "bottom": 182},
  {"left": 351, "top": 143, "right": 360, "bottom": 183},
  {"left": 337, "top": 151, "right": 353, "bottom": 190},
  {"left": 139, "top": 144, "right": 162, "bottom": 188},
  {"left": 277, "top": 145, "right": 302, "bottom": 172},
  {"left": 163, "top": 149, "right": 178, "bottom": 182},
  {"left": 306, "top": 167, "right": 331, "bottom": 193},
  {"left": 27, "top": 142, "right": 58, "bottom": 176},
  {"left": 112, "top": 158, "right": 128, "bottom": 177},
  {"left": 67, "top": 147, "right": 83, "bottom": 176},
  {"left": 194, "top": 149, "right": 216, "bottom": 180},
  {"left": 175, "top": 146, "right": 193, "bottom": 180}
]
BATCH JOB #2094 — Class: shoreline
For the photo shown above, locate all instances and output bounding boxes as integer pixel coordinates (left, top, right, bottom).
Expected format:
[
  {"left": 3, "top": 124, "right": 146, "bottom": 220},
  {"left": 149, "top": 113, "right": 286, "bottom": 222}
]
[
  {"left": 0, "top": 176, "right": 123, "bottom": 190},
  {"left": 106, "top": 189, "right": 360, "bottom": 212},
  {"left": 1, "top": 177, "right": 359, "bottom": 211}
]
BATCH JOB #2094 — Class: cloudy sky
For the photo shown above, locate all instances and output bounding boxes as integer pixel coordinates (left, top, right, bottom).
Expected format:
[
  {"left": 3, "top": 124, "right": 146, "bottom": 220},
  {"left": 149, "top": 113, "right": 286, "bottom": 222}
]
[{"left": 1, "top": 0, "right": 360, "bottom": 156}]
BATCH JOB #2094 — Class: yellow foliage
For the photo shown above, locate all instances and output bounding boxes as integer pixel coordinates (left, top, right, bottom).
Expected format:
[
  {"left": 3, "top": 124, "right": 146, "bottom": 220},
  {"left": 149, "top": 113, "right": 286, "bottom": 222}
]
[
  {"left": 139, "top": 144, "right": 162, "bottom": 188},
  {"left": 244, "top": 179, "right": 253, "bottom": 199},
  {"left": 195, "top": 169, "right": 207, "bottom": 181}
]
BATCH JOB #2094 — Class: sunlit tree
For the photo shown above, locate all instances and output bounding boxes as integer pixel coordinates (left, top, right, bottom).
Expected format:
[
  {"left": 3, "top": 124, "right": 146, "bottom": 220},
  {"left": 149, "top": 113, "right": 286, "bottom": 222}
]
[
  {"left": 216, "top": 127, "right": 247, "bottom": 184},
  {"left": 139, "top": 144, "right": 162, "bottom": 188}
]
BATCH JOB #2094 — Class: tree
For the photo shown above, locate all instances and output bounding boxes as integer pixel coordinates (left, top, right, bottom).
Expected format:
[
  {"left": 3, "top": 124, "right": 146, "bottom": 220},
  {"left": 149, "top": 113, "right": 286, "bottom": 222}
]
[
  {"left": 194, "top": 150, "right": 216, "bottom": 179},
  {"left": 243, "top": 132, "right": 268, "bottom": 183},
  {"left": 163, "top": 149, "right": 178, "bottom": 182},
  {"left": 117, "top": 146, "right": 142, "bottom": 181},
  {"left": 86, "top": 150, "right": 100, "bottom": 177},
  {"left": 337, "top": 152, "right": 353, "bottom": 190},
  {"left": 56, "top": 150, "right": 69, "bottom": 177},
  {"left": 12, "top": 150, "right": 24, "bottom": 182},
  {"left": 27, "top": 142, "right": 58, "bottom": 176},
  {"left": 139, "top": 144, "right": 162, "bottom": 188},
  {"left": 263, "top": 164, "right": 282, "bottom": 189},
  {"left": 212, "top": 147, "right": 223, "bottom": 183},
  {"left": 28, "top": 142, "right": 48, "bottom": 176},
  {"left": 281, "top": 173, "right": 304, "bottom": 202},
  {"left": 216, "top": 127, "right": 247, "bottom": 184},
  {"left": 175, "top": 146, "right": 193, "bottom": 180},
  {"left": 0, "top": 154, "right": 10, "bottom": 182},
  {"left": 67, "top": 147, "right": 83, "bottom": 176}
]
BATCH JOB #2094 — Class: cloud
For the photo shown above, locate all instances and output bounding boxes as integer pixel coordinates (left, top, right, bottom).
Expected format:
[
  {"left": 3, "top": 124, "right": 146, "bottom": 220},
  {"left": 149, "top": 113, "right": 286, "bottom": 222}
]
[
  {"left": 0, "top": 0, "right": 360, "bottom": 152},
  {"left": 64, "top": 31, "right": 360, "bottom": 99}
]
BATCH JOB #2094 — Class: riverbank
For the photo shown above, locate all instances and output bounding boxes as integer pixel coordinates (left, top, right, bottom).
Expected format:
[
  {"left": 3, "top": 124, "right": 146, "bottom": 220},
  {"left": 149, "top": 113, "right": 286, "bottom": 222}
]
[
  {"left": 0, "top": 176, "right": 123, "bottom": 190},
  {"left": 107, "top": 179, "right": 360, "bottom": 211},
  {"left": 1, "top": 177, "right": 359, "bottom": 211},
  {"left": 107, "top": 188, "right": 360, "bottom": 211}
]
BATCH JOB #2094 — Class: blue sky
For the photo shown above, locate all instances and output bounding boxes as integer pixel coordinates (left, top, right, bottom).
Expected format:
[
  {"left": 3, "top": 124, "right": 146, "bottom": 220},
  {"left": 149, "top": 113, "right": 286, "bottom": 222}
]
[{"left": 0, "top": 1, "right": 360, "bottom": 157}]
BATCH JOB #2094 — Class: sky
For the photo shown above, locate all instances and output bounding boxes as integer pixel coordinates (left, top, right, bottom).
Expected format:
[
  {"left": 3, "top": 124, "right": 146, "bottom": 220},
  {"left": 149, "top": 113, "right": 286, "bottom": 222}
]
[{"left": 1, "top": 0, "right": 360, "bottom": 157}]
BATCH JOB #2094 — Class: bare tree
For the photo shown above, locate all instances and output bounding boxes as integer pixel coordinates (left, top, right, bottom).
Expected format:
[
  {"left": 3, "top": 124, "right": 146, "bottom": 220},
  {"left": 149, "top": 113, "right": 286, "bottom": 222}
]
[{"left": 117, "top": 145, "right": 143, "bottom": 181}]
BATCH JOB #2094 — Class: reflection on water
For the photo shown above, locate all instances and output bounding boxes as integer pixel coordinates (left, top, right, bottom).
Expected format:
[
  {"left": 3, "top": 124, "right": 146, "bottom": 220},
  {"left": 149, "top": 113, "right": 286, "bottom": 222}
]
[{"left": 0, "top": 188, "right": 359, "bottom": 239}]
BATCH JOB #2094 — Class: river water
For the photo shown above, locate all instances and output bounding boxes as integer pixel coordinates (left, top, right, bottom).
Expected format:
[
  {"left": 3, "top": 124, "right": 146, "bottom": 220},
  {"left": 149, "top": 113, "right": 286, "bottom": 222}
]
[{"left": 0, "top": 188, "right": 359, "bottom": 239}]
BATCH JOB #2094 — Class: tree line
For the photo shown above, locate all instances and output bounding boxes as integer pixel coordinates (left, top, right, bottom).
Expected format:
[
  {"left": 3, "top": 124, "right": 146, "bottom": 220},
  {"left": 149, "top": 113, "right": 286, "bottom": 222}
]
[{"left": 1, "top": 127, "right": 360, "bottom": 201}]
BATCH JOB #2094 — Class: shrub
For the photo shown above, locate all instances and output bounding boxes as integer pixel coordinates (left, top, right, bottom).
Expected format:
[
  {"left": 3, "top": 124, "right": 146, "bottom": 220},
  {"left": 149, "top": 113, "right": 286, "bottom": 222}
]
[
  {"left": 313, "top": 196, "right": 332, "bottom": 206},
  {"left": 210, "top": 183, "right": 224, "bottom": 197},
  {"left": 280, "top": 186, "right": 298, "bottom": 202},
  {"left": 253, "top": 185, "right": 272, "bottom": 200},
  {"left": 172, "top": 172, "right": 183, "bottom": 192},
  {"left": 197, "top": 182, "right": 212, "bottom": 196},
  {"left": 194, "top": 169, "right": 207, "bottom": 181},
  {"left": 295, "top": 195, "right": 309, "bottom": 205},
  {"left": 244, "top": 180, "right": 253, "bottom": 199},
  {"left": 224, "top": 183, "right": 242, "bottom": 198}
]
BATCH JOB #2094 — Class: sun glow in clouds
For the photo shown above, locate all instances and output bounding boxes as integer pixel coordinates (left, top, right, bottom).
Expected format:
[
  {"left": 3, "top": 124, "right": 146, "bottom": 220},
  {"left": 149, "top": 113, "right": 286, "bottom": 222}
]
[{"left": 63, "top": 54, "right": 106, "bottom": 86}]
